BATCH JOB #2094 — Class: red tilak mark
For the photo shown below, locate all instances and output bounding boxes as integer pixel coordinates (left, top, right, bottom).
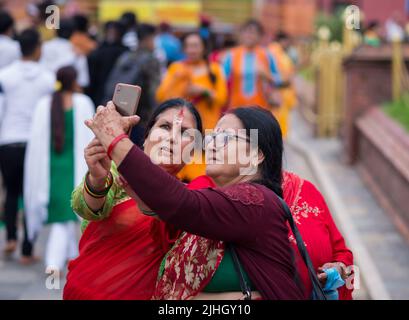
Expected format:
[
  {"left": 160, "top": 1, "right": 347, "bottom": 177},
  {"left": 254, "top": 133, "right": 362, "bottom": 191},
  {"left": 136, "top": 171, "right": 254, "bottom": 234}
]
[{"left": 178, "top": 108, "right": 184, "bottom": 118}]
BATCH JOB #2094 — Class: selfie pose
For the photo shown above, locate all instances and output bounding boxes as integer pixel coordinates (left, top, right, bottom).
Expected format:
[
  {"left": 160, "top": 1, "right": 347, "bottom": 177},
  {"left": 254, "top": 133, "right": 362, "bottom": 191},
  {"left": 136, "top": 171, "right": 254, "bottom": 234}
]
[
  {"left": 63, "top": 99, "right": 204, "bottom": 299},
  {"left": 84, "top": 102, "right": 306, "bottom": 300},
  {"left": 24, "top": 66, "right": 94, "bottom": 273}
]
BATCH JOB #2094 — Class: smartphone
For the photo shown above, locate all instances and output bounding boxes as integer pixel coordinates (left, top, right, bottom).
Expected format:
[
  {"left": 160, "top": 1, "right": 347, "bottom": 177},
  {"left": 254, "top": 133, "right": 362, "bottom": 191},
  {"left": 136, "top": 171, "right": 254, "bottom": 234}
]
[{"left": 112, "top": 83, "right": 141, "bottom": 117}]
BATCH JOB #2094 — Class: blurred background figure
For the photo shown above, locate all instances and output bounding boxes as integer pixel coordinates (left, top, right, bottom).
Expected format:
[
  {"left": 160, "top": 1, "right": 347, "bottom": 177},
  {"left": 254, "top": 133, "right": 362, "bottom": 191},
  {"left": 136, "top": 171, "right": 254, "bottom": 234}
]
[
  {"left": 87, "top": 21, "right": 127, "bottom": 106},
  {"left": 198, "top": 14, "right": 213, "bottom": 47},
  {"left": 385, "top": 11, "right": 405, "bottom": 42},
  {"left": 0, "top": 28, "right": 55, "bottom": 264},
  {"left": 0, "top": 9, "right": 20, "bottom": 69},
  {"left": 156, "top": 21, "right": 184, "bottom": 66},
  {"left": 26, "top": 0, "right": 55, "bottom": 42},
  {"left": 268, "top": 31, "right": 298, "bottom": 138},
  {"left": 156, "top": 32, "right": 227, "bottom": 182},
  {"left": 156, "top": 32, "right": 227, "bottom": 131},
  {"left": 104, "top": 23, "right": 161, "bottom": 147},
  {"left": 24, "top": 66, "right": 94, "bottom": 275},
  {"left": 40, "top": 18, "right": 90, "bottom": 89},
  {"left": 222, "top": 19, "right": 282, "bottom": 110},
  {"left": 363, "top": 21, "right": 381, "bottom": 47},
  {"left": 70, "top": 14, "right": 97, "bottom": 57},
  {"left": 120, "top": 11, "right": 138, "bottom": 51},
  {"left": 209, "top": 36, "right": 236, "bottom": 65}
]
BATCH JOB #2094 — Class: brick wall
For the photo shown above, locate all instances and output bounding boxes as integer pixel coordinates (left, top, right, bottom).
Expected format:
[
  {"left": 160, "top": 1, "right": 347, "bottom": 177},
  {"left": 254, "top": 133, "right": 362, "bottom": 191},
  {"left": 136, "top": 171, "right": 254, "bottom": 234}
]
[
  {"left": 356, "top": 108, "right": 409, "bottom": 240},
  {"left": 342, "top": 45, "right": 409, "bottom": 163}
]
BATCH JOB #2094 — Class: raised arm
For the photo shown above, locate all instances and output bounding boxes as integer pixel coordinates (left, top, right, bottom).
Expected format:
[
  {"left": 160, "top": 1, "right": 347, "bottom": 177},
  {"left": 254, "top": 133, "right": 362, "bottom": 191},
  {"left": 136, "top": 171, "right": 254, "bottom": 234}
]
[
  {"left": 71, "top": 164, "right": 129, "bottom": 221},
  {"left": 85, "top": 103, "right": 269, "bottom": 244},
  {"left": 116, "top": 144, "right": 264, "bottom": 244}
]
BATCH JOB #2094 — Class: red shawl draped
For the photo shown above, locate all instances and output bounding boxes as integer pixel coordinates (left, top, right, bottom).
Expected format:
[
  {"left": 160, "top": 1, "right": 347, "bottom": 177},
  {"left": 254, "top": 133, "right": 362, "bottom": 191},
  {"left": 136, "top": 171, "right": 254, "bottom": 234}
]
[
  {"left": 283, "top": 171, "right": 354, "bottom": 300},
  {"left": 63, "top": 176, "right": 213, "bottom": 300},
  {"left": 63, "top": 199, "right": 176, "bottom": 299}
]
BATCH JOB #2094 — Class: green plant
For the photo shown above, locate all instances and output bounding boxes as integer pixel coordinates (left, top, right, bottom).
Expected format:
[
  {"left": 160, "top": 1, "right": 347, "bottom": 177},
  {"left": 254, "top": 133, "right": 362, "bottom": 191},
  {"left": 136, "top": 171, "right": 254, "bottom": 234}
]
[
  {"left": 314, "top": 10, "right": 344, "bottom": 42},
  {"left": 384, "top": 93, "right": 409, "bottom": 132}
]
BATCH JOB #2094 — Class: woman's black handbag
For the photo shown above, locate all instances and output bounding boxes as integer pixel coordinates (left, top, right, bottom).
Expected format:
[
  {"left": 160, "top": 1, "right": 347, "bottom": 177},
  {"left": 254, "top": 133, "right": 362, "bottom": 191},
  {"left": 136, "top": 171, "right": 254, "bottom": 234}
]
[{"left": 229, "top": 195, "right": 327, "bottom": 300}]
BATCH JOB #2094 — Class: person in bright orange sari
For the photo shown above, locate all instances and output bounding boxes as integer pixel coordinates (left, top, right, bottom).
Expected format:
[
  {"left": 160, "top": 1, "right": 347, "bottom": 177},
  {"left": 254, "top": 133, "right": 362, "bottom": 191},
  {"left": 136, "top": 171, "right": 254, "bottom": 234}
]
[{"left": 156, "top": 32, "right": 227, "bottom": 181}]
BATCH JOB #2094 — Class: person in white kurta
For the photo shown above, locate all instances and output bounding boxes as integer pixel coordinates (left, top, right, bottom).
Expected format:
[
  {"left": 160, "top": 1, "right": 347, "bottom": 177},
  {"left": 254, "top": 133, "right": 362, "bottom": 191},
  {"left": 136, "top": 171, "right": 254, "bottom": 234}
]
[{"left": 24, "top": 66, "right": 94, "bottom": 273}]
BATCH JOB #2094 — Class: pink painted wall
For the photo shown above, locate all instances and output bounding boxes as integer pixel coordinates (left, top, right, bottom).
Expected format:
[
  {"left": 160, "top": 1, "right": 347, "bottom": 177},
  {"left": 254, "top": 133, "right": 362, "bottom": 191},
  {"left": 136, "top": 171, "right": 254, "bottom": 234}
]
[{"left": 361, "top": 0, "right": 406, "bottom": 25}]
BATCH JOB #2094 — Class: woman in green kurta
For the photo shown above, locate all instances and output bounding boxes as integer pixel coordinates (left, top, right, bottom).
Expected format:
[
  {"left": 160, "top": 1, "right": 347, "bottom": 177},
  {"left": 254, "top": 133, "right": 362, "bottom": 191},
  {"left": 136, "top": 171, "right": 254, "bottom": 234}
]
[
  {"left": 24, "top": 66, "right": 95, "bottom": 273},
  {"left": 47, "top": 108, "right": 76, "bottom": 224}
]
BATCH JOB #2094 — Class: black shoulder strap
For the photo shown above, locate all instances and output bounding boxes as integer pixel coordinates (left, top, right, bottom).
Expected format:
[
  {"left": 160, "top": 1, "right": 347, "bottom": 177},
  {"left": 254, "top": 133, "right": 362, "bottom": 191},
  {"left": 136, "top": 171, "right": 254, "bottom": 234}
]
[
  {"left": 228, "top": 243, "right": 252, "bottom": 300},
  {"left": 276, "top": 196, "right": 327, "bottom": 300},
  {"left": 227, "top": 193, "right": 327, "bottom": 300}
]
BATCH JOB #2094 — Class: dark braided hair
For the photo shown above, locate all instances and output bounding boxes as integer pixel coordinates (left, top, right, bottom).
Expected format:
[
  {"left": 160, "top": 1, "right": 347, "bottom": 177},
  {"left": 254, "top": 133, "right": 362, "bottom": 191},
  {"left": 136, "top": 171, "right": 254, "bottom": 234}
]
[{"left": 51, "top": 66, "right": 77, "bottom": 153}]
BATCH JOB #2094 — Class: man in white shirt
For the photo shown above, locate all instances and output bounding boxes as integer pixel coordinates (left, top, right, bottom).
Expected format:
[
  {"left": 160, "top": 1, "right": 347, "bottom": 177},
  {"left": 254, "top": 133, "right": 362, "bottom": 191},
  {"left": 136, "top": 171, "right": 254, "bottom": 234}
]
[
  {"left": 0, "top": 28, "right": 55, "bottom": 264},
  {"left": 0, "top": 10, "right": 21, "bottom": 69},
  {"left": 41, "top": 18, "right": 89, "bottom": 88}
]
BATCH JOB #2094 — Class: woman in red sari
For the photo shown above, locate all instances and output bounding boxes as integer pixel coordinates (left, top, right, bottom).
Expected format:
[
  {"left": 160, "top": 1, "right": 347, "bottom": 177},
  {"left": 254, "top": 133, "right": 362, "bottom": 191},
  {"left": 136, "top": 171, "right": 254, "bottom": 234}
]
[{"left": 63, "top": 98, "right": 203, "bottom": 299}]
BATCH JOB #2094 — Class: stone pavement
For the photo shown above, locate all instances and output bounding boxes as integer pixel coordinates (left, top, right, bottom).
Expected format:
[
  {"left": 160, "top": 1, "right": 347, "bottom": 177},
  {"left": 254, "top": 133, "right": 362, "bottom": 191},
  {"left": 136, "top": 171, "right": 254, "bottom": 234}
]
[{"left": 0, "top": 225, "right": 69, "bottom": 300}]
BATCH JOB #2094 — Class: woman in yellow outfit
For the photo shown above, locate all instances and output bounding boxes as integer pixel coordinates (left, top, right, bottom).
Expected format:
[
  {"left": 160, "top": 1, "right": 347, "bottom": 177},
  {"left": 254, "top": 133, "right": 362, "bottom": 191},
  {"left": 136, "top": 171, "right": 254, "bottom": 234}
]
[
  {"left": 268, "top": 36, "right": 298, "bottom": 139},
  {"left": 156, "top": 32, "right": 227, "bottom": 181}
]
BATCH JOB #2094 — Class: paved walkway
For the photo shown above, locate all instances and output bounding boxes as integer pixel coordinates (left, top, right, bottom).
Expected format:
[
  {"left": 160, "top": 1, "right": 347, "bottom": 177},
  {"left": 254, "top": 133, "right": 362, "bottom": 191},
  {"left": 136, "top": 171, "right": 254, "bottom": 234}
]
[{"left": 0, "top": 225, "right": 67, "bottom": 300}]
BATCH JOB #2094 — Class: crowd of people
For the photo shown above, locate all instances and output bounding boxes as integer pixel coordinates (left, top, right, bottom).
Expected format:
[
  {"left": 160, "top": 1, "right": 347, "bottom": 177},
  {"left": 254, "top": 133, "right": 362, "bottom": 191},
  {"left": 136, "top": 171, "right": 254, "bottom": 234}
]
[{"left": 0, "top": 5, "right": 354, "bottom": 300}]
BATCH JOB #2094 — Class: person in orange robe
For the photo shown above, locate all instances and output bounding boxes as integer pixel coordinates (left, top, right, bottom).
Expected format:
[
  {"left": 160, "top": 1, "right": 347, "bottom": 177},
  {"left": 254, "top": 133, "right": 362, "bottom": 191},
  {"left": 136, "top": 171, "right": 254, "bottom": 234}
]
[
  {"left": 222, "top": 19, "right": 283, "bottom": 110},
  {"left": 156, "top": 32, "right": 228, "bottom": 182}
]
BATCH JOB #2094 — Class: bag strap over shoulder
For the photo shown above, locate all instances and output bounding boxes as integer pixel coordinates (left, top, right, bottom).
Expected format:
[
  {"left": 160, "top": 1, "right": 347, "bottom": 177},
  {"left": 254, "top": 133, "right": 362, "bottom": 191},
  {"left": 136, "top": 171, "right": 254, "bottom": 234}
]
[
  {"left": 227, "top": 192, "right": 326, "bottom": 300},
  {"left": 276, "top": 196, "right": 327, "bottom": 300},
  {"left": 228, "top": 243, "right": 252, "bottom": 300}
]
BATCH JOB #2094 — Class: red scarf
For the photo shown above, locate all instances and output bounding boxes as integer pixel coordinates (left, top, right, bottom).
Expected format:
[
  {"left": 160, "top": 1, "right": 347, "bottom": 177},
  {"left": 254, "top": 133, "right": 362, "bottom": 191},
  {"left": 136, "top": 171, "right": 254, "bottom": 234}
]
[{"left": 63, "top": 199, "right": 180, "bottom": 300}]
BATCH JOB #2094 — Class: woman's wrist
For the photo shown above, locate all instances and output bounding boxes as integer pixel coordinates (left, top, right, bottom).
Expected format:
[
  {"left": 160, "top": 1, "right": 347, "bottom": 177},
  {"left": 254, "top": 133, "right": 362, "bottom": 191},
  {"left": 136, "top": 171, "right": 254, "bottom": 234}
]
[
  {"left": 107, "top": 133, "right": 129, "bottom": 159},
  {"left": 88, "top": 174, "right": 108, "bottom": 191},
  {"left": 97, "top": 128, "right": 126, "bottom": 151},
  {"left": 110, "top": 138, "right": 134, "bottom": 168},
  {"left": 84, "top": 171, "right": 113, "bottom": 198}
]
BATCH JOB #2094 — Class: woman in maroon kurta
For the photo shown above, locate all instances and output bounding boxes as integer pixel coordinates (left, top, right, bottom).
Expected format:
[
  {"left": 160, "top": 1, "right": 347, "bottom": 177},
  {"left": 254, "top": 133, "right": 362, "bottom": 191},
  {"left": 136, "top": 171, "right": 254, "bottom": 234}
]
[{"left": 85, "top": 103, "right": 305, "bottom": 300}]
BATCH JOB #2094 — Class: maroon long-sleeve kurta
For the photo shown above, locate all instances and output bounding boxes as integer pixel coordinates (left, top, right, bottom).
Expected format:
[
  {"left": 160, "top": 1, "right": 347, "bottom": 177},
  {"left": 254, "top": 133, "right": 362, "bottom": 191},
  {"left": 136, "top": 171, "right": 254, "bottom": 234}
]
[{"left": 118, "top": 145, "right": 305, "bottom": 300}]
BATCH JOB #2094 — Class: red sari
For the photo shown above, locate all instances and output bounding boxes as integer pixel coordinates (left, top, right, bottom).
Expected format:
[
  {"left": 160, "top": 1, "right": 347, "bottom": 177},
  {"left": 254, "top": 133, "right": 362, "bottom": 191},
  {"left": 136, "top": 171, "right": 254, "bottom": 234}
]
[
  {"left": 63, "top": 177, "right": 212, "bottom": 300},
  {"left": 283, "top": 171, "right": 353, "bottom": 299}
]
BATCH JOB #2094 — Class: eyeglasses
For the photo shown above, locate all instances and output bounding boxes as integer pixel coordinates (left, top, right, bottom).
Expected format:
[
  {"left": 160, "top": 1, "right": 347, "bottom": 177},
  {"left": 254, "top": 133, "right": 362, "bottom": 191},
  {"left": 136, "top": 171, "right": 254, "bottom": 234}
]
[{"left": 203, "top": 132, "right": 249, "bottom": 150}]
